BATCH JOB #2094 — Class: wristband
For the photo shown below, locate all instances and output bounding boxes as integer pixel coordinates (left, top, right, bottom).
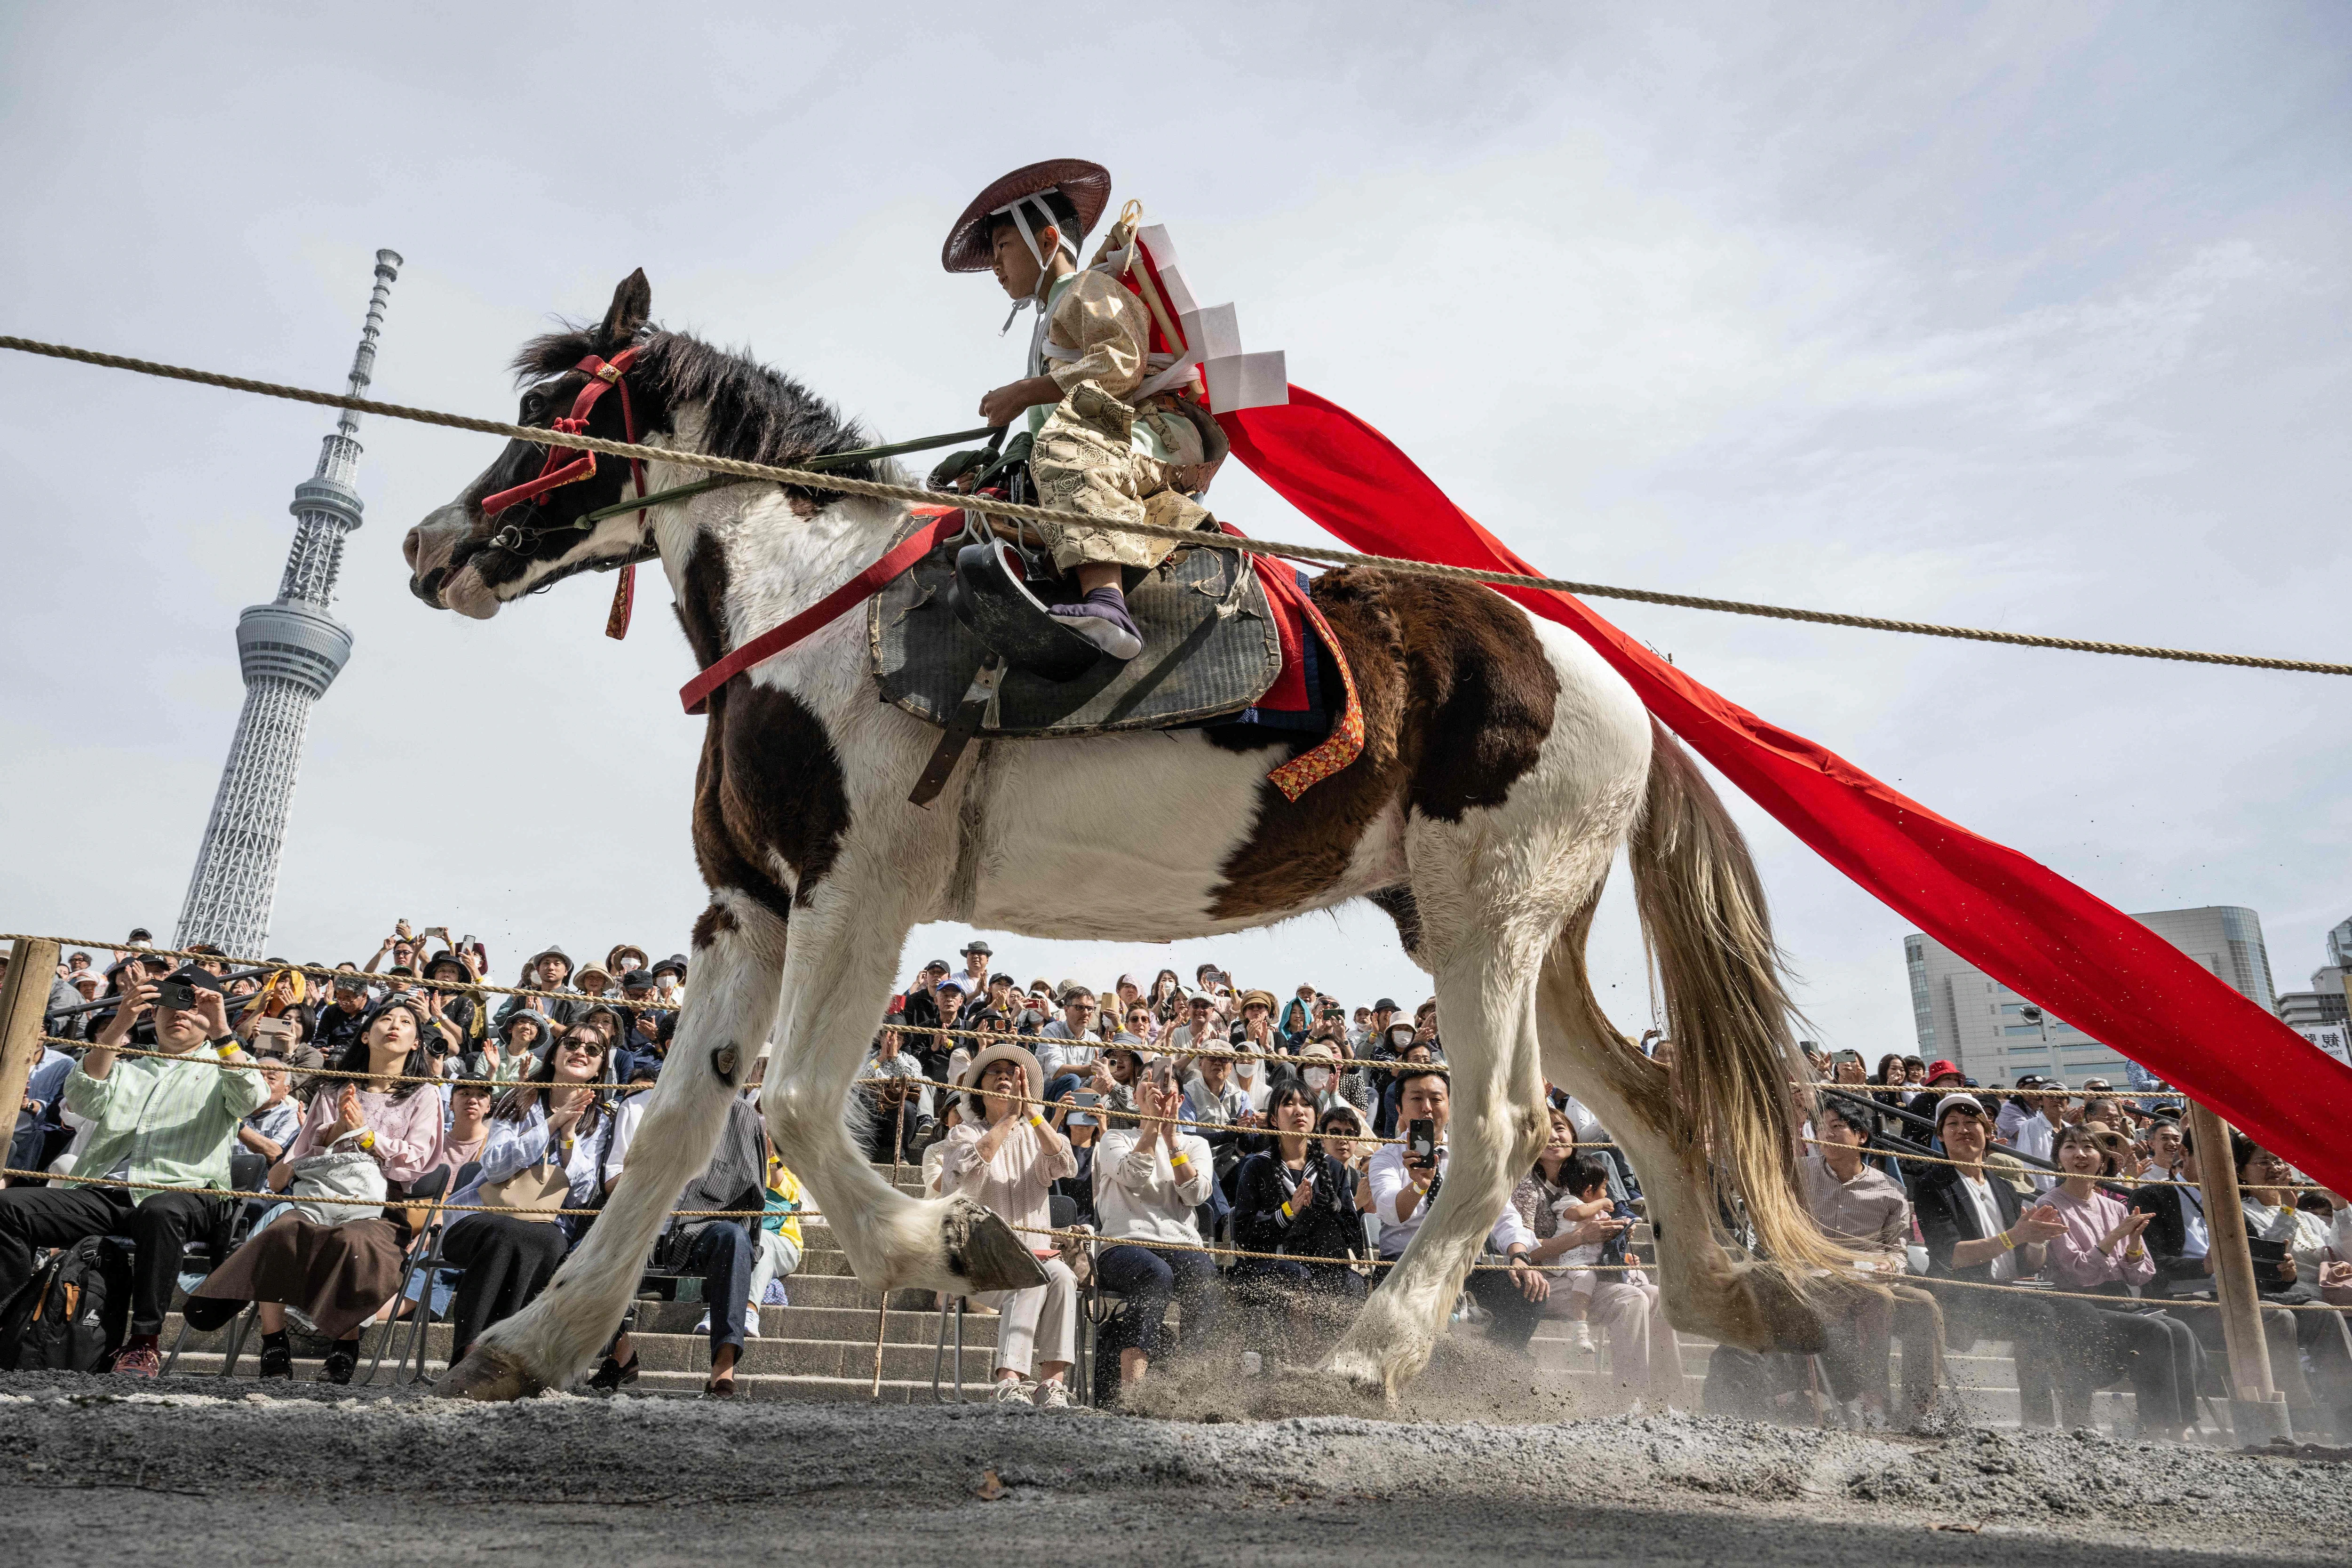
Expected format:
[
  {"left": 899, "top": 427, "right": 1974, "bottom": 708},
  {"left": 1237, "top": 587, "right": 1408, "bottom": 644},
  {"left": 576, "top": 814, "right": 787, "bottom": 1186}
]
[
  {"left": 1279, "top": 1200, "right": 1295, "bottom": 1222},
  {"left": 1999, "top": 1228, "right": 2016, "bottom": 1250},
  {"left": 1027, "top": 1114, "right": 1046, "bottom": 1129},
  {"left": 357, "top": 1130, "right": 376, "bottom": 1151},
  {"left": 1170, "top": 1151, "right": 1191, "bottom": 1168}
]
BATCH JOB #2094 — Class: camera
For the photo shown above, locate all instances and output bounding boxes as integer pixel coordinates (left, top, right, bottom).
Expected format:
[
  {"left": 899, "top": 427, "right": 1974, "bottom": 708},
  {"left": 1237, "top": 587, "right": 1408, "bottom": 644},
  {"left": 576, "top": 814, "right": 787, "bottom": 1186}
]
[{"left": 154, "top": 978, "right": 199, "bottom": 1011}]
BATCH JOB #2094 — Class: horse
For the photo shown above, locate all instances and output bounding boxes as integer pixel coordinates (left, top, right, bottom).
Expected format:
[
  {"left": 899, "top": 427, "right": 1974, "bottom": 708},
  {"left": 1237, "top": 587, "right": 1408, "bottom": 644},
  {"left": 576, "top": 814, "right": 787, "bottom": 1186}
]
[{"left": 403, "top": 270, "right": 1848, "bottom": 1402}]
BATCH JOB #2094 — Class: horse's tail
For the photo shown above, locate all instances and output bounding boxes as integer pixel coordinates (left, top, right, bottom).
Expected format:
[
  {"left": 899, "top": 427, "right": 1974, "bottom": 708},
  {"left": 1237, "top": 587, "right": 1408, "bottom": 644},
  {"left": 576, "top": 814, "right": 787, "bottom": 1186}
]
[{"left": 1626, "top": 717, "right": 1857, "bottom": 1282}]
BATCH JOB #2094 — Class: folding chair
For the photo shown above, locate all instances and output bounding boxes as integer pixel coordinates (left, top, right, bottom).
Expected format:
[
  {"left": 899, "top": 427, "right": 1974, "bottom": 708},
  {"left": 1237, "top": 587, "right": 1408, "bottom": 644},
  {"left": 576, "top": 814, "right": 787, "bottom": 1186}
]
[
  {"left": 373, "top": 1162, "right": 471, "bottom": 1385},
  {"left": 161, "top": 1152, "right": 273, "bottom": 1377}
]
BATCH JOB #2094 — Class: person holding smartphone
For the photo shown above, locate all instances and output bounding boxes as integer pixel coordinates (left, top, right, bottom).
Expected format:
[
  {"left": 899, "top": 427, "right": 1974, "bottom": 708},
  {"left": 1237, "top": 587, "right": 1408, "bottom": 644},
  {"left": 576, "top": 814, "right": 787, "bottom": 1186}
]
[
  {"left": 0, "top": 966, "right": 265, "bottom": 1376},
  {"left": 1366, "top": 1066, "right": 1549, "bottom": 1353}
]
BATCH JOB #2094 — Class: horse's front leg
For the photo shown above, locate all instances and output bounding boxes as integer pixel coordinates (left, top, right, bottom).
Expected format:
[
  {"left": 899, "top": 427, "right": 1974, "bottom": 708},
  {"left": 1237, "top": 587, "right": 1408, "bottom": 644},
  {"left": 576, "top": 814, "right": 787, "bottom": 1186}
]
[
  {"left": 440, "top": 892, "right": 787, "bottom": 1400},
  {"left": 1324, "top": 927, "right": 1552, "bottom": 1397},
  {"left": 759, "top": 879, "right": 1044, "bottom": 1301}
]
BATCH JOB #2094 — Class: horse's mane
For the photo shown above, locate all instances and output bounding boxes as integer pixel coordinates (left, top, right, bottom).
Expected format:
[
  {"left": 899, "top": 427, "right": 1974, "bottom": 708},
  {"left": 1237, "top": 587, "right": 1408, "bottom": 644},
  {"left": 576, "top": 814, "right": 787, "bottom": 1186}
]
[{"left": 511, "top": 326, "right": 874, "bottom": 473}]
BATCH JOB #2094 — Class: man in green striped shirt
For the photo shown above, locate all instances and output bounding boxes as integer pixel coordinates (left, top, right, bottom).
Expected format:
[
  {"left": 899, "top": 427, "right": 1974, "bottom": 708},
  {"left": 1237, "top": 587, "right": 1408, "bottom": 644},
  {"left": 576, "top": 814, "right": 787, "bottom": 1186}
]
[{"left": 0, "top": 965, "right": 265, "bottom": 1375}]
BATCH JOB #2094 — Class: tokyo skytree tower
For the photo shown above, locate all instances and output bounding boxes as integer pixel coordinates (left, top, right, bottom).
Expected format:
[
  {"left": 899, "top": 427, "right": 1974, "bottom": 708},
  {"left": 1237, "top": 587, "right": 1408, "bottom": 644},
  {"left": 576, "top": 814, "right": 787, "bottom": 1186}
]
[{"left": 174, "top": 250, "right": 402, "bottom": 955}]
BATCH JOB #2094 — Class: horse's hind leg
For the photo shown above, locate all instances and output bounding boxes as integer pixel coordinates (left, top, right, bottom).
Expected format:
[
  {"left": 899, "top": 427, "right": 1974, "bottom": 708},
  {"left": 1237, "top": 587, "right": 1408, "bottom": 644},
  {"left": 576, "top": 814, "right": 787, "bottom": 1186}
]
[
  {"left": 442, "top": 892, "right": 787, "bottom": 1400},
  {"left": 758, "top": 878, "right": 1044, "bottom": 1303}
]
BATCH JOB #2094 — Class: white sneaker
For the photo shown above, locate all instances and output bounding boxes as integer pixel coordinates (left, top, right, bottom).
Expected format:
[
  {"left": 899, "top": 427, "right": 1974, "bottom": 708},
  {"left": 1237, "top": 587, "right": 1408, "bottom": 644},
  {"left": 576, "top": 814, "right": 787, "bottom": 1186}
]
[
  {"left": 1569, "top": 1323, "right": 1595, "bottom": 1353},
  {"left": 693, "top": 1313, "right": 712, "bottom": 1336},
  {"left": 745, "top": 1305, "right": 762, "bottom": 1338},
  {"left": 993, "top": 1376, "right": 1037, "bottom": 1406},
  {"left": 1032, "top": 1378, "right": 1073, "bottom": 1410}
]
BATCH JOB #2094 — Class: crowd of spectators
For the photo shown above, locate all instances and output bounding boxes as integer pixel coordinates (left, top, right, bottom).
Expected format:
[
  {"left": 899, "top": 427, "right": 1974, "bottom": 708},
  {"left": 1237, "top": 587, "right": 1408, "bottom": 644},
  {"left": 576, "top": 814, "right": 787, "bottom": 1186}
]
[{"left": 3, "top": 929, "right": 2349, "bottom": 1442}]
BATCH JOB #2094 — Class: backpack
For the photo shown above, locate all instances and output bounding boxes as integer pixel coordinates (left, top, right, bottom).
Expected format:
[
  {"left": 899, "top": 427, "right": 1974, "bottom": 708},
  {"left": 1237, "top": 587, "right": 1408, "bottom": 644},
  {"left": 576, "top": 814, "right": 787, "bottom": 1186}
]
[{"left": 4, "top": 1236, "right": 132, "bottom": 1372}]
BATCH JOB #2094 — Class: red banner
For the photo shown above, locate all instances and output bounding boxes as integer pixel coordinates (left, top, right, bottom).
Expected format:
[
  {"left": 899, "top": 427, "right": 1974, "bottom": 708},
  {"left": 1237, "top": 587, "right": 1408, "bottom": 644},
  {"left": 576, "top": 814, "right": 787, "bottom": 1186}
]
[{"left": 1223, "top": 387, "right": 2352, "bottom": 1196}]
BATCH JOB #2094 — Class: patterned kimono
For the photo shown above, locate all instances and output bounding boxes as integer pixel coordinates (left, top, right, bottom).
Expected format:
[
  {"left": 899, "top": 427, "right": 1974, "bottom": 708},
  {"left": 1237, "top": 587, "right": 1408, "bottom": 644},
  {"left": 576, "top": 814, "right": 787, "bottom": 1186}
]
[{"left": 1024, "top": 269, "right": 1212, "bottom": 573}]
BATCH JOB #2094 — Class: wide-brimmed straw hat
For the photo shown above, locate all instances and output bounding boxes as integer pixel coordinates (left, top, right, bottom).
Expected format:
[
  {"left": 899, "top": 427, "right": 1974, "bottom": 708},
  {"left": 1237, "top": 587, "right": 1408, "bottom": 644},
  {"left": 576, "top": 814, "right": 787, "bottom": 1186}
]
[
  {"left": 941, "top": 159, "right": 1112, "bottom": 273},
  {"left": 959, "top": 1041, "right": 1044, "bottom": 1118}
]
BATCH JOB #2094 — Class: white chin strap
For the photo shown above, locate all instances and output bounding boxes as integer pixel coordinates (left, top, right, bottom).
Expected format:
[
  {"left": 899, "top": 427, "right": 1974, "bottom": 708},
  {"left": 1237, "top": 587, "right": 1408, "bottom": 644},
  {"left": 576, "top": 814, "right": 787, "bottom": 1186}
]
[{"left": 993, "top": 188, "right": 1078, "bottom": 332}]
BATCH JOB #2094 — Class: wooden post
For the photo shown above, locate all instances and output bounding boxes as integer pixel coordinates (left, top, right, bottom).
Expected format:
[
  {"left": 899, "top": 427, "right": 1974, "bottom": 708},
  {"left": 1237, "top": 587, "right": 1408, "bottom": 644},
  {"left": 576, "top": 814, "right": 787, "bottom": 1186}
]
[
  {"left": 2185, "top": 1097, "right": 2292, "bottom": 1443},
  {"left": 0, "top": 938, "right": 62, "bottom": 1178}
]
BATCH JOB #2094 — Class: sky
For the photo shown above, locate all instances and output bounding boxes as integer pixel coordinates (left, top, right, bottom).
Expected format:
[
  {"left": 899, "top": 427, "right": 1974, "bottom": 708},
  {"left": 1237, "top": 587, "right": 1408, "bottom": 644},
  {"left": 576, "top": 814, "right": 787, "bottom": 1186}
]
[{"left": 0, "top": 3, "right": 2345, "bottom": 1054}]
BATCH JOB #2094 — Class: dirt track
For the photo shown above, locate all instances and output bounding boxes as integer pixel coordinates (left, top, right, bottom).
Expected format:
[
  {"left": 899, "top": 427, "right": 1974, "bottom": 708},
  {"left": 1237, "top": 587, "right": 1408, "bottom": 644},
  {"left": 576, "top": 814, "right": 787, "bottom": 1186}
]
[{"left": 3, "top": 1371, "right": 2348, "bottom": 1566}]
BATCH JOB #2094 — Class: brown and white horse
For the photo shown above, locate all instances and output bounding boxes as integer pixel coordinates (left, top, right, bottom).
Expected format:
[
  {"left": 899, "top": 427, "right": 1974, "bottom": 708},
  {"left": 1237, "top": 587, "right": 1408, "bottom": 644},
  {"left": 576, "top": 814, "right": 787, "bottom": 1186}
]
[{"left": 404, "top": 271, "right": 1848, "bottom": 1401}]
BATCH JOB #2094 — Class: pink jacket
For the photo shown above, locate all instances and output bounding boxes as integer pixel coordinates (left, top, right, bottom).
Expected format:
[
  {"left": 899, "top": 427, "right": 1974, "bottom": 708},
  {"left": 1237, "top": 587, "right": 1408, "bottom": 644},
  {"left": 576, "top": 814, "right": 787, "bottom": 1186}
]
[
  {"left": 286, "top": 1084, "right": 445, "bottom": 1189},
  {"left": 2044, "top": 1183, "right": 2156, "bottom": 1291}
]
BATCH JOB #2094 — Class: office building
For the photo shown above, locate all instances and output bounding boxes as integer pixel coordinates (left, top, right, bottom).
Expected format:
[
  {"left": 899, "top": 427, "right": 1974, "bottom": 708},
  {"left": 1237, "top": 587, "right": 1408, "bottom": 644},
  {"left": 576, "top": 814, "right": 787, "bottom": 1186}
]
[{"left": 1904, "top": 905, "right": 2274, "bottom": 1087}]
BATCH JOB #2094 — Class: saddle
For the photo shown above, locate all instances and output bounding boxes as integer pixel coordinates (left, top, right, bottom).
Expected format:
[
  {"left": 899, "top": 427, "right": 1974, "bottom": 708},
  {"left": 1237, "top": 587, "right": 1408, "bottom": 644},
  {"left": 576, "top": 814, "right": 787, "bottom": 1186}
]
[{"left": 867, "top": 515, "right": 1286, "bottom": 799}]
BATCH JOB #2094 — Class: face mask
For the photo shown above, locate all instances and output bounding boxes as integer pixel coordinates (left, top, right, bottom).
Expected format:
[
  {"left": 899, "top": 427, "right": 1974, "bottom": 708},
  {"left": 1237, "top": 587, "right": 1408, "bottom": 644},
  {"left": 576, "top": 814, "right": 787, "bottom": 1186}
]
[{"left": 1304, "top": 1068, "right": 1332, "bottom": 1090}]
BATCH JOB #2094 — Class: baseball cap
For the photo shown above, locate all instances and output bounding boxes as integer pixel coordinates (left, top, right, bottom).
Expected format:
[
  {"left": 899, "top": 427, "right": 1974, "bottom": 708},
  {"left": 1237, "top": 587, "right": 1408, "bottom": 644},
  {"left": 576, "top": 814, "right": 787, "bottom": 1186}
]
[{"left": 1925, "top": 1059, "right": 1964, "bottom": 1084}]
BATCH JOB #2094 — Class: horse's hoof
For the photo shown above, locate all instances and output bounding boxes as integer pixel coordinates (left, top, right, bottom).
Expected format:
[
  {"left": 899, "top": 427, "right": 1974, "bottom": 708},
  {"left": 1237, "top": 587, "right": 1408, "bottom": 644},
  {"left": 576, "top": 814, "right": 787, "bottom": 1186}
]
[
  {"left": 1320, "top": 1345, "right": 1398, "bottom": 1403},
  {"left": 438, "top": 1342, "right": 544, "bottom": 1402},
  {"left": 1744, "top": 1266, "right": 1831, "bottom": 1355},
  {"left": 942, "top": 1197, "right": 1047, "bottom": 1293}
]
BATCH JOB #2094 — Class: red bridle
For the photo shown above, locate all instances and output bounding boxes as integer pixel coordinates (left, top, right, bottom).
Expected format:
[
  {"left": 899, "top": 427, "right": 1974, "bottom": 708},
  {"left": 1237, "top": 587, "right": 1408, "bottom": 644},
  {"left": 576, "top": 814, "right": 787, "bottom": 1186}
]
[{"left": 477, "top": 347, "right": 647, "bottom": 638}]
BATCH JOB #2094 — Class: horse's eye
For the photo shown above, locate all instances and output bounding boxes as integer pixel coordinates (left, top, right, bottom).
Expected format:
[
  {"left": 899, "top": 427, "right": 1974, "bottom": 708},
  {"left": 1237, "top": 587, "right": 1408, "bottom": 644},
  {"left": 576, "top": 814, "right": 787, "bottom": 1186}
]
[{"left": 521, "top": 392, "right": 547, "bottom": 422}]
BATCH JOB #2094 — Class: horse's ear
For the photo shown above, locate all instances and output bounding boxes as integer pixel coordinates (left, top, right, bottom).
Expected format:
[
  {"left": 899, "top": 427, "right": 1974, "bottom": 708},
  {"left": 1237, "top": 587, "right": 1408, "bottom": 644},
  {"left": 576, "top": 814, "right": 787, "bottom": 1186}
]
[{"left": 598, "top": 269, "right": 652, "bottom": 349}]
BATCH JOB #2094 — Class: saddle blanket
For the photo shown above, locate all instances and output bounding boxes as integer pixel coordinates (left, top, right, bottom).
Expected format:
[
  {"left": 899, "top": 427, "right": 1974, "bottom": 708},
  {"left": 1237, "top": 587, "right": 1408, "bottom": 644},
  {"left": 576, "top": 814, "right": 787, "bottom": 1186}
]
[{"left": 868, "top": 519, "right": 1294, "bottom": 738}]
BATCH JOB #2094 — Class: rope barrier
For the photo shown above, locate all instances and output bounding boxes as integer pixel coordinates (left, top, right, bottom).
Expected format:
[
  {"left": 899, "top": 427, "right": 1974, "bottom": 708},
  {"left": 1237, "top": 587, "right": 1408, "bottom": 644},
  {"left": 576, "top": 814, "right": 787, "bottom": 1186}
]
[
  {"left": 1796, "top": 1134, "right": 2332, "bottom": 1194},
  {"left": 5, "top": 934, "right": 673, "bottom": 1011},
  {"left": 3, "top": 334, "right": 2345, "bottom": 678},
  {"left": 0, "top": 1167, "right": 773, "bottom": 1220},
  {"left": 15, "top": 1163, "right": 2344, "bottom": 1309},
  {"left": 1798, "top": 1080, "right": 2169, "bottom": 1098}
]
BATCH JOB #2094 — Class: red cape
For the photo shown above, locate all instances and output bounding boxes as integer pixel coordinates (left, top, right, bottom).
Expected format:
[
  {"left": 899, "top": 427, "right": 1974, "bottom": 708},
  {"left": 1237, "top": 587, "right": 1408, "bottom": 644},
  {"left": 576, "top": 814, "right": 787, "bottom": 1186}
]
[{"left": 1223, "top": 386, "right": 2352, "bottom": 1196}]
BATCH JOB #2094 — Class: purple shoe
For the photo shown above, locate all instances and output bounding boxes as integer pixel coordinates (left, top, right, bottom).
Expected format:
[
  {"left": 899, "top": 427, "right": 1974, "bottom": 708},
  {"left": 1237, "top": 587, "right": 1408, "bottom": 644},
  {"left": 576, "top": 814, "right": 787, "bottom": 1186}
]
[{"left": 1048, "top": 586, "right": 1144, "bottom": 661}]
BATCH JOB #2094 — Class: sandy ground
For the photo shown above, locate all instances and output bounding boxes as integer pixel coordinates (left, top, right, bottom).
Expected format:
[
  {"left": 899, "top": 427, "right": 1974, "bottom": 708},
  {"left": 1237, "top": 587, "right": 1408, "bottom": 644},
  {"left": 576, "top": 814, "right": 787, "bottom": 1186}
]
[{"left": 3, "top": 1371, "right": 2348, "bottom": 1567}]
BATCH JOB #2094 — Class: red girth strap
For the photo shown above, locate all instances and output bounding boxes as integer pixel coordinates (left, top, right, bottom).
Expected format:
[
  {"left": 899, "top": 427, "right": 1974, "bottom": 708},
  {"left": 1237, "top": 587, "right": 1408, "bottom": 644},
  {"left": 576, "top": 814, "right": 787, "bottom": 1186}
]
[{"left": 678, "top": 508, "right": 961, "bottom": 715}]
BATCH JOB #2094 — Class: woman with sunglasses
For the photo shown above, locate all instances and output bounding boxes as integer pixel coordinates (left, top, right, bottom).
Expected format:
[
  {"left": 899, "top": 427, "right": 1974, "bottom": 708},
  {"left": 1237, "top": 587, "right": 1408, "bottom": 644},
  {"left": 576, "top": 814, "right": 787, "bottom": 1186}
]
[{"left": 437, "top": 1021, "right": 618, "bottom": 1368}]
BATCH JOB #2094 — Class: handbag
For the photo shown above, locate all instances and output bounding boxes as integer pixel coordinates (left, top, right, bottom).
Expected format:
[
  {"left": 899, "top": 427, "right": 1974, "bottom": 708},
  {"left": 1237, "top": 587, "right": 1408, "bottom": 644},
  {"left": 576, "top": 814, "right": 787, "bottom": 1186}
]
[
  {"left": 474, "top": 1157, "right": 575, "bottom": 1221},
  {"left": 286, "top": 1138, "right": 389, "bottom": 1228}
]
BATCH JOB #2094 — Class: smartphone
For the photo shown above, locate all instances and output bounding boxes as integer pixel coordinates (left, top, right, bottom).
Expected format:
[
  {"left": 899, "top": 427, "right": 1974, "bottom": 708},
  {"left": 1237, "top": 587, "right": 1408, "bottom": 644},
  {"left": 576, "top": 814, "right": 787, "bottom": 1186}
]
[
  {"left": 250, "top": 1017, "right": 296, "bottom": 1043},
  {"left": 1407, "top": 1117, "right": 1437, "bottom": 1168},
  {"left": 154, "top": 979, "right": 199, "bottom": 1011},
  {"left": 1066, "top": 1090, "right": 1100, "bottom": 1129}
]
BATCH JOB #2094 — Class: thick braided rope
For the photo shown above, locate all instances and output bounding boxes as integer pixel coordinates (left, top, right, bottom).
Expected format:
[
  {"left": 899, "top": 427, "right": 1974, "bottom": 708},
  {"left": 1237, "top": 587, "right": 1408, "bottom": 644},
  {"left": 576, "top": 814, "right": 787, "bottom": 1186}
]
[
  {"left": 38, "top": 1036, "right": 2310, "bottom": 1190},
  {"left": 20, "top": 1162, "right": 2327, "bottom": 1307},
  {"left": 5, "top": 934, "right": 668, "bottom": 1011},
  {"left": 0, "top": 1167, "right": 774, "bottom": 1220},
  {"left": 1792, "top": 1134, "right": 2330, "bottom": 1194},
  {"left": 4, "top": 334, "right": 2346, "bottom": 677}
]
